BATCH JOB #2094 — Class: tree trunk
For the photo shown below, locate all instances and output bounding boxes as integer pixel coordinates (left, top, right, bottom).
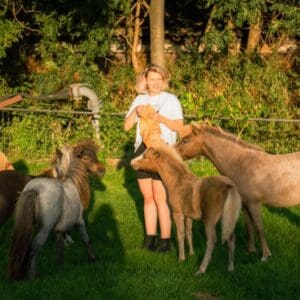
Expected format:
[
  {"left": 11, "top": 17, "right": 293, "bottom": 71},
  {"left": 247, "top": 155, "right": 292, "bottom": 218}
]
[
  {"left": 227, "top": 19, "right": 240, "bottom": 56},
  {"left": 124, "top": 0, "right": 148, "bottom": 73},
  {"left": 150, "top": 0, "right": 165, "bottom": 67},
  {"left": 246, "top": 10, "right": 262, "bottom": 54},
  {"left": 125, "top": 16, "right": 134, "bottom": 64},
  {"left": 198, "top": 4, "right": 216, "bottom": 53},
  {"left": 132, "top": 0, "right": 143, "bottom": 73}
]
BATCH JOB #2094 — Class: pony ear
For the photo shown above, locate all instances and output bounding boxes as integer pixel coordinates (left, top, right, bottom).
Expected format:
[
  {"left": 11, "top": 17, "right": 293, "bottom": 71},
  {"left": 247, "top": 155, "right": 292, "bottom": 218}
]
[
  {"left": 147, "top": 147, "right": 160, "bottom": 158},
  {"left": 178, "top": 125, "right": 192, "bottom": 138},
  {"left": 191, "top": 124, "right": 201, "bottom": 135},
  {"left": 56, "top": 149, "right": 63, "bottom": 159},
  {"left": 153, "top": 150, "right": 160, "bottom": 158},
  {"left": 74, "top": 146, "right": 84, "bottom": 158}
]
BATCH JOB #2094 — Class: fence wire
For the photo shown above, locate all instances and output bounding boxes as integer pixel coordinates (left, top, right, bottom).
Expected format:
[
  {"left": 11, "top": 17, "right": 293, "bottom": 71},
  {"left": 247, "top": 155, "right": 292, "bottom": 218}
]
[{"left": 0, "top": 108, "right": 299, "bottom": 161}]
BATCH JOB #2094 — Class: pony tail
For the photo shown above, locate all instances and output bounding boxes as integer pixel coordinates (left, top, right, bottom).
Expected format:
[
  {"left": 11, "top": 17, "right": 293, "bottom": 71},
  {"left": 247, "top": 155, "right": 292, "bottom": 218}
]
[
  {"left": 221, "top": 186, "right": 241, "bottom": 243},
  {"left": 7, "top": 190, "right": 37, "bottom": 280}
]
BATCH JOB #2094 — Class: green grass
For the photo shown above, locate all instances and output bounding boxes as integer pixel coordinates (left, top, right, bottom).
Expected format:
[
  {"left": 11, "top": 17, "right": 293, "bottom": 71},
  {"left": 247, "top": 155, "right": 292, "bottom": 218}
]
[{"left": 0, "top": 160, "right": 299, "bottom": 300}]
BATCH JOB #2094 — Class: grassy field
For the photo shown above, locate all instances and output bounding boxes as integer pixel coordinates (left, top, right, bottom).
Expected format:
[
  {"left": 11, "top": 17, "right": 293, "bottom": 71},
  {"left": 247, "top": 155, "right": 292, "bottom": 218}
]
[{"left": 0, "top": 159, "right": 299, "bottom": 300}]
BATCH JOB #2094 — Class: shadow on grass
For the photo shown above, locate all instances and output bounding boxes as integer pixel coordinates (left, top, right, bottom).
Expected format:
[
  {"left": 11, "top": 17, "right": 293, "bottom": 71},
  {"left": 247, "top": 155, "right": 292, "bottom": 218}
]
[
  {"left": 12, "top": 159, "right": 29, "bottom": 173},
  {"left": 117, "top": 141, "right": 144, "bottom": 233},
  {"left": 82, "top": 168, "right": 125, "bottom": 264},
  {"left": 86, "top": 175, "right": 107, "bottom": 217},
  {"left": 82, "top": 204, "right": 127, "bottom": 298},
  {"left": 266, "top": 206, "right": 300, "bottom": 227},
  {"left": 92, "top": 203, "right": 125, "bottom": 263}
]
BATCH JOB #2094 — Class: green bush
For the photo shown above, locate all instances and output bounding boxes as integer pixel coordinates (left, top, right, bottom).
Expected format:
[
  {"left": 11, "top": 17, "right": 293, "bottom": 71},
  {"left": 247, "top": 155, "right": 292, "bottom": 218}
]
[
  {"left": 1, "top": 112, "right": 94, "bottom": 160},
  {"left": 1, "top": 54, "right": 299, "bottom": 161}
]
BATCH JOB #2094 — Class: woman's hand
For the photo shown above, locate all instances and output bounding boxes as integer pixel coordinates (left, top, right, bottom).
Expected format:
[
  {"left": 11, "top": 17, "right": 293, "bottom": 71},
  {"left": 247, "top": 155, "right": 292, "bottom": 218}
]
[
  {"left": 149, "top": 112, "right": 163, "bottom": 123},
  {"left": 150, "top": 113, "right": 184, "bottom": 133},
  {"left": 124, "top": 105, "right": 145, "bottom": 131},
  {"left": 135, "top": 105, "right": 145, "bottom": 116}
]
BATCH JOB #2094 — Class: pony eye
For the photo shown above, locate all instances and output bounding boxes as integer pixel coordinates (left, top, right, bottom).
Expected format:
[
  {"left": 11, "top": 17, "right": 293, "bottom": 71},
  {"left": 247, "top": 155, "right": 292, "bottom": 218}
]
[
  {"left": 153, "top": 151, "right": 160, "bottom": 158},
  {"left": 182, "top": 138, "right": 188, "bottom": 144}
]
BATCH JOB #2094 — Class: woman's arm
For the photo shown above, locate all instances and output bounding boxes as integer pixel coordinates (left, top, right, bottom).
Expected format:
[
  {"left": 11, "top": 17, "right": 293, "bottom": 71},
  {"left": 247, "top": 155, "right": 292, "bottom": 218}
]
[
  {"left": 124, "top": 105, "right": 145, "bottom": 131},
  {"left": 124, "top": 109, "right": 137, "bottom": 131},
  {"left": 151, "top": 113, "right": 183, "bottom": 133}
]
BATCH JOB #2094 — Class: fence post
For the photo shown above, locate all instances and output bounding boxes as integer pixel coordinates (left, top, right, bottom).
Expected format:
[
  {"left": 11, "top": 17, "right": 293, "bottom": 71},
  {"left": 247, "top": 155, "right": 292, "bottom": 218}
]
[{"left": 69, "top": 84, "right": 101, "bottom": 141}]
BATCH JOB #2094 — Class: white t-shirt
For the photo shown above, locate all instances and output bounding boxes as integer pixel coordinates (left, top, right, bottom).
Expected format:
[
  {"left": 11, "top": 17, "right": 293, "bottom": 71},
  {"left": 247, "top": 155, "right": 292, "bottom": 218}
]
[{"left": 126, "top": 91, "right": 183, "bottom": 151}]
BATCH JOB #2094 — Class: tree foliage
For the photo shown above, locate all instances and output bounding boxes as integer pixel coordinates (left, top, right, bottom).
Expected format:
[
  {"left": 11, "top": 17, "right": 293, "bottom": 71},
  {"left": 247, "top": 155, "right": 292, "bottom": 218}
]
[
  {"left": 0, "top": 0, "right": 299, "bottom": 159},
  {"left": 0, "top": 0, "right": 298, "bottom": 85}
]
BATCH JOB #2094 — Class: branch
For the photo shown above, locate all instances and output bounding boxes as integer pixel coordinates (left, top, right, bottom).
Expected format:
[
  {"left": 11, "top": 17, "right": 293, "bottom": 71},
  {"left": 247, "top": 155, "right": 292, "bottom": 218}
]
[
  {"left": 141, "top": 0, "right": 150, "bottom": 12},
  {"left": 114, "top": 15, "right": 126, "bottom": 27},
  {"left": 122, "top": 33, "right": 133, "bottom": 49},
  {"left": 12, "top": 2, "right": 39, "bottom": 32}
]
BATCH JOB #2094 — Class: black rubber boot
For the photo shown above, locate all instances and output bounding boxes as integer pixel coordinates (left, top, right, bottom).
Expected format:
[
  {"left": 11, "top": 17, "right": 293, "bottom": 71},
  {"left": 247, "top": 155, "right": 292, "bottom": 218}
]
[
  {"left": 141, "top": 235, "right": 157, "bottom": 251},
  {"left": 154, "top": 238, "right": 171, "bottom": 253}
]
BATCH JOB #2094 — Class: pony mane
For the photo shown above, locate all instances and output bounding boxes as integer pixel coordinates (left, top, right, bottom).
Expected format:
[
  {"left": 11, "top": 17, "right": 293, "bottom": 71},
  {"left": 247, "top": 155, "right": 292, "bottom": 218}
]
[
  {"left": 198, "top": 124, "right": 263, "bottom": 151},
  {"left": 156, "top": 144, "right": 189, "bottom": 172},
  {"left": 75, "top": 139, "right": 99, "bottom": 154},
  {"left": 56, "top": 145, "right": 90, "bottom": 209}
]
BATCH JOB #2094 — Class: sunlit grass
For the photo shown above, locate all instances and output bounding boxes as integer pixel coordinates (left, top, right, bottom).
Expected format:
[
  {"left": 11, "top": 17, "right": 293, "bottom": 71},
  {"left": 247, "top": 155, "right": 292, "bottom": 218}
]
[{"left": 0, "top": 163, "right": 298, "bottom": 300}]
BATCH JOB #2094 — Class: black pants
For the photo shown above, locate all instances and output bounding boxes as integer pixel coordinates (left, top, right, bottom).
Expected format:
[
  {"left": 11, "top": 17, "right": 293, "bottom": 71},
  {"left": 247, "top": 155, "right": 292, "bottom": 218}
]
[{"left": 134, "top": 143, "right": 161, "bottom": 180}]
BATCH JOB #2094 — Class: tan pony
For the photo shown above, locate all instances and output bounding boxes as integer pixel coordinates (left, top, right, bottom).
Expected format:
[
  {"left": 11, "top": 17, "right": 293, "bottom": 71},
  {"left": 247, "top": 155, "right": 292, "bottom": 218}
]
[
  {"left": 175, "top": 123, "right": 300, "bottom": 262},
  {"left": 0, "top": 151, "right": 14, "bottom": 171},
  {"left": 131, "top": 144, "right": 241, "bottom": 275}
]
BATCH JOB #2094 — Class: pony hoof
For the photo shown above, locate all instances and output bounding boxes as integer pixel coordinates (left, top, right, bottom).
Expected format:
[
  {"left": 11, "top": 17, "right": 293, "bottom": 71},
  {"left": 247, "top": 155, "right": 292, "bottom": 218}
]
[
  {"left": 247, "top": 247, "right": 256, "bottom": 253},
  {"left": 228, "top": 266, "right": 234, "bottom": 272},
  {"left": 195, "top": 269, "right": 205, "bottom": 276},
  {"left": 63, "top": 234, "right": 74, "bottom": 246},
  {"left": 195, "top": 270, "right": 205, "bottom": 276},
  {"left": 89, "top": 255, "right": 97, "bottom": 262},
  {"left": 261, "top": 254, "right": 271, "bottom": 263}
]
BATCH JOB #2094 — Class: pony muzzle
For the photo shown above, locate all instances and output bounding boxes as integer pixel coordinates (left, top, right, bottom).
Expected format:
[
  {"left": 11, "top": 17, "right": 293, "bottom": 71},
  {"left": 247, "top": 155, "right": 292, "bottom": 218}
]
[{"left": 130, "top": 155, "right": 143, "bottom": 170}]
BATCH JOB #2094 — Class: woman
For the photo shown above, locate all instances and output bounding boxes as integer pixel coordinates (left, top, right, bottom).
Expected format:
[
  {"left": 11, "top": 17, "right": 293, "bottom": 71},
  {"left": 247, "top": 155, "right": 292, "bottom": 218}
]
[{"left": 124, "top": 65, "right": 183, "bottom": 252}]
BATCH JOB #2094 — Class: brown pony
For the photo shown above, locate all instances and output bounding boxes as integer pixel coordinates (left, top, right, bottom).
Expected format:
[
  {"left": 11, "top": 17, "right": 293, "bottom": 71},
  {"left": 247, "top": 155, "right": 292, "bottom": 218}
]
[
  {"left": 131, "top": 144, "right": 241, "bottom": 275},
  {"left": 175, "top": 124, "right": 300, "bottom": 261},
  {"left": 0, "top": 171, "right": 32, "bottom": 226},
  {"left": 0, "top": 139, "right": 104, "bottom": 227}
]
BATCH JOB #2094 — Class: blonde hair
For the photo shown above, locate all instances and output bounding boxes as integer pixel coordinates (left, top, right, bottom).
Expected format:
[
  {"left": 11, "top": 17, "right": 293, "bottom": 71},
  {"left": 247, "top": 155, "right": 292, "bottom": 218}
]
[{"left": 135, "top": 64, "right": 170, "bottom": 94}]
